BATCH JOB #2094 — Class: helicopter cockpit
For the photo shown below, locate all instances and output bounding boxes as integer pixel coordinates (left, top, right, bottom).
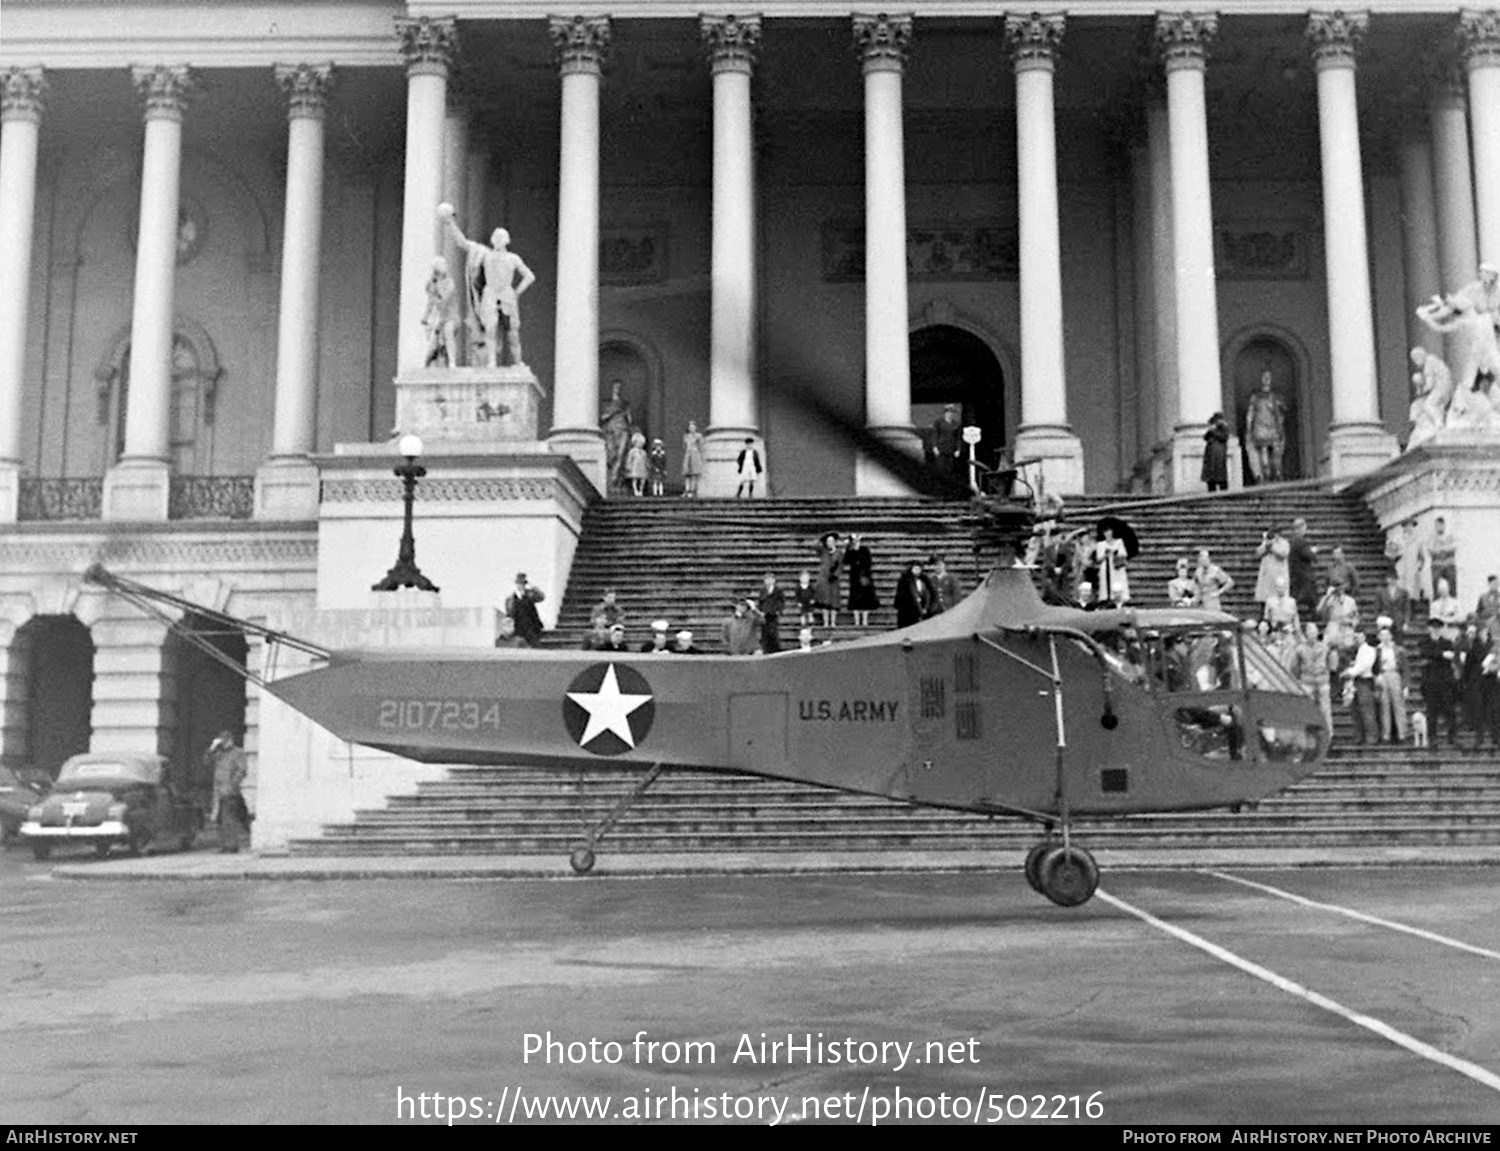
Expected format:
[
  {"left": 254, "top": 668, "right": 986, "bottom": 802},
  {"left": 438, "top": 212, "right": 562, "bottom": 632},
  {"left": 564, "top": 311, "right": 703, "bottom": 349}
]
[{"left": 1095, "top": 622, "right": 1323, "bottom": 766}]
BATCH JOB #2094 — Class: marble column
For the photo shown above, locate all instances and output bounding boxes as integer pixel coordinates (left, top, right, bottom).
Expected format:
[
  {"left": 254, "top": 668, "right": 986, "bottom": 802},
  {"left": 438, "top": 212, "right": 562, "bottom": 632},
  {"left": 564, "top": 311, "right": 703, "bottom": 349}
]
[
  {"left": 0, "top": 68, "right": 47, "bottom": 524},
  {"left": 1007, "top": 12, "right": 1083, "bottom": 495},
  {"left": 1144, "top": 95, "right": 1181, "bottom": 489},
  {"left": 1460, "top": 9, "right": 1500, "bottom": 266},
  {"left": 1128, "top": 135, "right": 1158, "bottom": 479},
  {"left": 700, "top": 15, "right": 764, "bottom": 498},
  {"left": 257, "top": 63, "right": 333, "bottom": 521},
  {"left": 853, "top": 13, "right": 922, "bottom": 495},
  {"left": 1397, "top": 124, "right": 1442, "bottom": 358},
  {"left": 394, "top": 16, "right": 456, "bottom": 376},
  {"left": 442, "top": 86, "right": 471, "bottom": 358},
  {"left": 546, "top": 15, "right": 610, "bottom": 494},
  {"left": 1154, "top": 13, "right": 1223, "bottom": 492},
  {"left": 103, "top": 65, "right": 193, "bottom": 521},
  {"left": 1308, "top": 11, "right": 1395, "bottom": 476},
  {"left": 1430, "top": 67, "right": 1478, "bottom": 295}
]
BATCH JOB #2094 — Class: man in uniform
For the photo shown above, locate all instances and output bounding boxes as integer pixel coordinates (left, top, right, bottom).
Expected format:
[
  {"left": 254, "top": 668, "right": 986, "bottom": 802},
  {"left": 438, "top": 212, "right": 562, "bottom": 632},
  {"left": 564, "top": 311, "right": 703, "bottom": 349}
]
[
  {"left": 207, "top": 730, "right": 249, "bottom": 853},
  {"left": 1419, "top": 617, "right": 1460, "bottom": 750}
]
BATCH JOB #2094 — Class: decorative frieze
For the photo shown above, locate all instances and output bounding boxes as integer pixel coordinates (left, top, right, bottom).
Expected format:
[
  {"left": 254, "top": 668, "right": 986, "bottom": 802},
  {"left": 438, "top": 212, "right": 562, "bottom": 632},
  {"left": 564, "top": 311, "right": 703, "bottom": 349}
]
[
  {"left": 822, "top": 220, "right": 1017, "bottom": 282},
  {"left": 1459, "top": 9, "right": 1500, "bottom": 69},
  {"left": 550, "top": 15, "right": 612, "bottom": 75},
  {"left": 0, "top": 534, "right": 317, "bottom": 573},
  {"left": 130, "top": 65, "right": 194, "bottom": 121},
  {"left": 1, "top": 67, "right": 48, "bottom": 123},
  {"left": 274, "top": 63, "right": 335, "bottom": 120},
  {"left": 320, "top": 477, "right": 561, "bottom": 504},
  {"left": 601, "top": 225, "right": 668, "bottom": 285},
  {"left": 1004, "top": 12, "right": 1065, "bottom": 72},
  {"left": 396, "top": 15, "right": 458, "bottom": 76},
  {"left": 852, "top": 13, "right": 913, "bottom": 73},
  {"left": 1305, "top": 10, "right": 1368, "bottom": 69},
  {"left": 1153, "top": 11, "right": 1217, "bottom": 72},
  {"left": 700, "top": 14, "right": 761, "bottom": 74},
  {"left": 1214, "top": 221, "right": 1310, "bottom": 280}
]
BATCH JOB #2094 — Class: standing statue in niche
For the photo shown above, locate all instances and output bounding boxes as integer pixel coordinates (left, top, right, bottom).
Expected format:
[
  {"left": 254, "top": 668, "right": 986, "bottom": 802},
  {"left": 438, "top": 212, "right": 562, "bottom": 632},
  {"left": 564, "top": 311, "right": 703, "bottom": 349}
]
[
  {"left": 600, "top": 379, "right": 634, "bottom": 492},
  {"left": 1244, "top": 370, "right": 1288, "bottom": 483},
  {"left": 421, "top": 257, "right": 460, "bottom": 368},
  {"left": 437, "top": 202, "right": 536, "bottom": 368}
]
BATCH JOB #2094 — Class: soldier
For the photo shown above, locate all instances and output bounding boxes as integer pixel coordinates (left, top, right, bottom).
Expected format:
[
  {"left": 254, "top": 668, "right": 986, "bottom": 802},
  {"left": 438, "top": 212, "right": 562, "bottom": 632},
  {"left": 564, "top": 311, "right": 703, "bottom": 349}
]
[
  {"left": 1419, "top": 617, "right": 1460, "bottom": 750},
  {"left": 206, "top": 730, "right": 249, "bottom": 853}
]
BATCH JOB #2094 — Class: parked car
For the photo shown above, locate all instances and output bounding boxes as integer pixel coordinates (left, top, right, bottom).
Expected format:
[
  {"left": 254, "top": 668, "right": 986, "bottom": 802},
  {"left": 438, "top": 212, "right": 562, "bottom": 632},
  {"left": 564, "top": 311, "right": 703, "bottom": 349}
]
[
  {"left": 20, "top": 753, "right": 201, "bottom": 861},
  {"left": 0, "top": 766, "right": 48, "bottom": 845}
]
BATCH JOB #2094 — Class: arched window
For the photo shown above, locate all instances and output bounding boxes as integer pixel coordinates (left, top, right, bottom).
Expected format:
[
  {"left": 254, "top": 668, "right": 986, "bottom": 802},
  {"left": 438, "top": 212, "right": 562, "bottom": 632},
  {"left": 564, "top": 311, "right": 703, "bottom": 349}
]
[{"left": 94, "top": 319, "right": 223, "bottom": 474}]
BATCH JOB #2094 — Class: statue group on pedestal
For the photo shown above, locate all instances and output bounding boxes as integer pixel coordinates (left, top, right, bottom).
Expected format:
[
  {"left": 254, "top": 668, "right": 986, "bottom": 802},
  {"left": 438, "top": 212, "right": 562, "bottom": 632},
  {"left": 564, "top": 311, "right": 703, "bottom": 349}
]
[
  {"left": 1407, "top": 262, "right": 1500, "bottom": 450},
  {"left": 425, "top": 203, "right": 536, "bottom": 369}
]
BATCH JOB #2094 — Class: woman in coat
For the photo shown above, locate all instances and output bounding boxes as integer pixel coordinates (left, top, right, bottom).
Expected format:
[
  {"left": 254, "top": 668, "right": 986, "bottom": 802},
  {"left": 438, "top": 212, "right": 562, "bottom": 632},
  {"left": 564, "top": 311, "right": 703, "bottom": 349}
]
[
  {"left": 812, "top": 532, "right": 843, "bottom": 628},
  {"left": 844, "top": 533, "right": 880, "bottom": 627},
  {"left": 681, "top": 419, "right": 705, "bottom": 497},
  {"left": 1201, "top": 412, "right": 1230, "bottom": 492},
  {"left": 1254, "top": 527, "right": 1291, "bottom": 604}
]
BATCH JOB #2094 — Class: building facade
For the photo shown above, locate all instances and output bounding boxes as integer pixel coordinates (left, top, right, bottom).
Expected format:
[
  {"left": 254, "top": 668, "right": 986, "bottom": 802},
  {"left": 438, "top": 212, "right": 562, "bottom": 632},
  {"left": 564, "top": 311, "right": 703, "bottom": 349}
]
[{"left": 1, "top": 2, "right": 1497, "bottom": 815}]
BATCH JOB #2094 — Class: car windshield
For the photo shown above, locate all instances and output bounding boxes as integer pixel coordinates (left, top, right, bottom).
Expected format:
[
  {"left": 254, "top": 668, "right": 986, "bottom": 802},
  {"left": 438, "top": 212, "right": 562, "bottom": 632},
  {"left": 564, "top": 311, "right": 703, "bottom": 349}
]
[{"left": 56, "top": 760, "right": 160, "bottom": 787}]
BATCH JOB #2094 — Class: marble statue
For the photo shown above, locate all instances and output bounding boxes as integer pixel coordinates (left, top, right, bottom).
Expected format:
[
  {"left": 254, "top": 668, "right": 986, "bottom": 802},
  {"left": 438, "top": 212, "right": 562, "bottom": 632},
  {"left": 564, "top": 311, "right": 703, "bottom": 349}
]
[
  {"left": 600, "top": 379, "right": 633, "bottom": 491},
  {"left": 1414, "top": 265, "right": 1500, "bottom": 439},
  {"left": 1406, "top": 347, "right": 1453, "bottom": 451},
  {"left": 1244, "top": 370, "right": 1288, "bottom": 482},
  {"left": 421, "top": 256, "right": 460, "bottom": 368},
  {"left": 437, "top": 202, "right": 536, "bottom": 368}
]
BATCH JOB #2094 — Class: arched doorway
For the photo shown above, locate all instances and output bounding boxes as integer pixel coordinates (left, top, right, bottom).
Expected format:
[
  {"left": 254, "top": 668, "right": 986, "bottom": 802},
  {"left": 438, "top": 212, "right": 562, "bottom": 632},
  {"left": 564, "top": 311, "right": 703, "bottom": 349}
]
[
  {"left": 167, "top": 613, "right": 247, "bottom": 797},
  {"left": 910, "top": 325, "right": 1006, "bottom": 470},
  {"left": 599, "top": 341, "right": 655, "bottom": 444},
  {"left": 14, "top": 617, "right": 95, "bottom": 779},
  {"left": 1232, "top": 336, "right": 1302, "bottom": 483}
]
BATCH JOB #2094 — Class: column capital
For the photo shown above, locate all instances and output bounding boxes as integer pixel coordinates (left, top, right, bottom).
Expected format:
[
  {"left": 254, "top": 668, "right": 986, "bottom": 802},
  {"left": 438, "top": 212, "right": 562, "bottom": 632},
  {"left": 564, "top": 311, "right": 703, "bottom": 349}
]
[
  {"left": 1305, "top": 10, "right": 1368, "bottom": 70},
  {"left": 550, "top": 15, "right": 612, "bottom": 76},
  {"left": 274, "top": 63, "right": 334, "bottom": 120},
  {"left": 1, "top": 67, "right": 48, "bottom": 123},
  {"left": 130, "top": 65, "right": 194, "bottom": 122},
  {"left": 853, "top": 13, "right": 913, "bottom": 74},
  {"left": 396, "top": 15, "right": 458, "bottom": 77},
  {"left": 1004, "top": 12, "right": 1065, "bottom": 73},
  {"left": 1153, "top": 11, "right": 1217, "bottom": 73},
  {"left": 1426, "top": 50, "right": 1468, "bottom": 106},
  {"left": 1459, "top": 9, "right": 1500, "bottom": 70},
  {"left": 700, "top": 14, "right": 762, "bottom": 75}
]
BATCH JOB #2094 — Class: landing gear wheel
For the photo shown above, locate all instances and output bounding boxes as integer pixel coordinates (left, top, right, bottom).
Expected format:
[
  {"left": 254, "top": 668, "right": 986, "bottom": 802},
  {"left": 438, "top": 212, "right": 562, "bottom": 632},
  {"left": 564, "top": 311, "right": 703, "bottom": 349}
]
[
  {"left": 1038, "top": 845, "right": 1099, "bottom": 907},
  {"left": 569, "top": 848, "right": 596, "bottom": 875},
  {"left": 31, "top": 842, "right": 51, "bottom": 862},
  {"left": 93, "top": 841, "right": 113, "bottom": 859},
  {"left": 1024, "top": 842, "right": 1053, "bottom": 894}
]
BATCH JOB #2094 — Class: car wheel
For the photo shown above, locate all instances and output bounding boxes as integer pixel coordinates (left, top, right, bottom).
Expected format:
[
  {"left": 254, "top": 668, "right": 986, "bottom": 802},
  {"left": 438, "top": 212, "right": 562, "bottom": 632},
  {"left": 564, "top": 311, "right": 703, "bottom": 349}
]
[
  {"left": 178, "top": 827, "right": 195, "bottom": 852},
  {"left": 125, "top": 828, "right": 149, "bottom": 857},
  {"left": 31, "top": 842, "right": 51, "bottom": 862},
  {"left": 93, "top": 841, "right": 113, "bottom": 859}
]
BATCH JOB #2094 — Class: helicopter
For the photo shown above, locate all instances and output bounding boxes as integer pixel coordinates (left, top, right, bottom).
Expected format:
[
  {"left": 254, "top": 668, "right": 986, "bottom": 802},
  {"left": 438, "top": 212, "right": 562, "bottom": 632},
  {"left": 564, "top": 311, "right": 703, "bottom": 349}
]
[{"left": 85, "top": 529, "right": 1329, "bottom": 907}]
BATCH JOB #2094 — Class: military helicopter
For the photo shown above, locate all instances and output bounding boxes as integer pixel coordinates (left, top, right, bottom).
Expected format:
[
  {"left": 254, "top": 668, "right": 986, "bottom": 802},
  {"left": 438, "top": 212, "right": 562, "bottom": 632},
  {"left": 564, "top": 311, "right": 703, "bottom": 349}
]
[{"left": 85, "top": 490, "right": 1327, "bottom": 907}]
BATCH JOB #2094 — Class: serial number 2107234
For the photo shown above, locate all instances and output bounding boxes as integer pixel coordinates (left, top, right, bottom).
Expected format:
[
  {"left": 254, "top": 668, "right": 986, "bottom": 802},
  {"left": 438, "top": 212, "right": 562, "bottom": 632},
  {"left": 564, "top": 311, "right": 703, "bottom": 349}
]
[{"left": 376, "top": 699, "right": 503, "bottom": 731}]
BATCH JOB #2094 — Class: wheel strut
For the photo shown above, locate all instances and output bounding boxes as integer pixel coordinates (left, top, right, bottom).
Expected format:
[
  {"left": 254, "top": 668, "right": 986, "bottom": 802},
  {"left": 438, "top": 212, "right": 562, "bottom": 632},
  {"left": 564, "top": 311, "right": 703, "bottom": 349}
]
[{"left": 568, "top": 762, "right": 663, "bottom": 875}]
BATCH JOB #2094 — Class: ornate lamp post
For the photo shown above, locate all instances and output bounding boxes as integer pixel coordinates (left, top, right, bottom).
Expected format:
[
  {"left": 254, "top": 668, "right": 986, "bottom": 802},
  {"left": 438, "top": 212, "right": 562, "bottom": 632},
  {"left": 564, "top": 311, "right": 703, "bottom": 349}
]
[{"left": 372, "top": 433, "right": 440, "bottom": 592}]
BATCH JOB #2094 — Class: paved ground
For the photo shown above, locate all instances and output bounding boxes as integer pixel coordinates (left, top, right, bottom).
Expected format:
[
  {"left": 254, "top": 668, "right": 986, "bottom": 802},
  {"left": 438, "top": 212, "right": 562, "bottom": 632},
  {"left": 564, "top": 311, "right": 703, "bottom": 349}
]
[{"left": 1, "top": 847, "right": 1498, "bottom": 1125}]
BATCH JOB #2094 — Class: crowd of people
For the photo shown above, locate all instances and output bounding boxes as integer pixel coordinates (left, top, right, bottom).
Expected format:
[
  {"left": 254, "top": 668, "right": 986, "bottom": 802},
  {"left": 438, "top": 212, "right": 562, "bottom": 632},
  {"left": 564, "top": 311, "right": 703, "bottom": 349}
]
[{"left": 567, "top": 535, "right": 966, "bottom": 657}]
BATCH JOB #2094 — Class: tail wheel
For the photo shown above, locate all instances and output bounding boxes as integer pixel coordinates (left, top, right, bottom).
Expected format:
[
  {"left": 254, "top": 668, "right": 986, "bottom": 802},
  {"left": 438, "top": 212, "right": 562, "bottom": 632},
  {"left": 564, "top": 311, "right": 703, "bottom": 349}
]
[
  {"left": 569, "top": 848, "right": 596, "bottom": 875},
  {"left": 1023, "top": 842, "right": 1053, "bottom": 894},
  {"left": 1038, "top": 846, "right": 1100, "bottom": 907}
]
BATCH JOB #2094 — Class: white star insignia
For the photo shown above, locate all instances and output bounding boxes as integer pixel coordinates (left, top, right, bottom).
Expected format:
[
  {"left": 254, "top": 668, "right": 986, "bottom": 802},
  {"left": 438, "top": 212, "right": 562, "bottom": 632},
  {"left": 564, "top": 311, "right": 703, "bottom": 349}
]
[{"left": 567, "top": 664, "right": 653, "bottom": 748}]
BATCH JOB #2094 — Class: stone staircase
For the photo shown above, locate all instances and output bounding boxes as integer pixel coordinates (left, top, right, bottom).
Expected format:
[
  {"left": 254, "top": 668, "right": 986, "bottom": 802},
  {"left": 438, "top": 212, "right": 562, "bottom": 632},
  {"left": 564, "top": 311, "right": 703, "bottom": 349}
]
[{"left": 289, "top": 487, "right": 1500, "bottom": 859}]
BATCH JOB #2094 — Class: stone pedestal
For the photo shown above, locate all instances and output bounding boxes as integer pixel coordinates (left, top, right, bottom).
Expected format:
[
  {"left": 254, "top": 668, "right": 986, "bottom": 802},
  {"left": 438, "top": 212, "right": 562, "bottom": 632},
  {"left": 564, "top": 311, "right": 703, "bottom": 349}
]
[
  {"left": 102, "top": 458, "right": 170, "bottom": 521},
  {"left": 1013, "top": 425, "right": 1085, "bottom": 496},
  {"left": 394, "top": 365, "right": 546, "bottom": 444},
  {"left": 546, "top": 428, "right": 607, "bottom": 497},
  {"left": 854, "top": 426, "right": 924, "bottom": 496},
  {"left": 254, "top": 457, "right": 320, "bottom": 521},
  {"left": 253, "top": 601, "right": 489, "bottom": 852},
  {"left": 1352, "top": 433, "right": 1500, "bottom": 605},
  {"left": 0, "top": 461, "right": 18, "bottom": 523},
  {"left": 1323, "top": 422, "right": 1399, "bottom": 479},
  {"left": 1161, "top": 426, "right": 1244, "bottom": 493},
  {"left": 315, "top": 441, "right": 592, "bottom": 617}
]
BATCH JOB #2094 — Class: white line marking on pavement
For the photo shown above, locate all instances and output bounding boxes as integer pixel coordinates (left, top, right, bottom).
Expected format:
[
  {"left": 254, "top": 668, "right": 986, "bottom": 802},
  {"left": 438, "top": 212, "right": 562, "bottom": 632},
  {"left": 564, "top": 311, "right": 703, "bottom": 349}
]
[
  {"left": 1200, "top": 869, "right": 1500, "bottom": 962},
  {"left": 1095, "top": 888, "right": 1500, "bottom": 1095}
]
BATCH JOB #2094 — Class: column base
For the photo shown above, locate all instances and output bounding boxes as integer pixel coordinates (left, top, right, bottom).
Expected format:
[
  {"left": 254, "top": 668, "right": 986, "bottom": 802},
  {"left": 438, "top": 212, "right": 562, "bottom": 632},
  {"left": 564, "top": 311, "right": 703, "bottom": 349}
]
[
  {"left": 547, "top": 428, "right": 606, "bottom": 497},
  {"left": 1013, "top": 425, "right": 1085, "bottom": 497},
  {"left": 102, "top": 458, "right": 170, "bottom": 521},
  {"left": 703, "top": 428, "right": 766, "bottom": 498},
  {"left": 1160, "top": 426, "right": 1244, "bottom": 494},
  {"left": 0, "top": 461, "right": 18, "bottom": 523},
  {"left": 1322, "top": 423, "right": 1399, "bottom": 479},
  {"left": 255, "top": 457, "right": 320, "bottom": 521},
  {"left": 855, "top": 426, "right": 925, "bottom": 496}
]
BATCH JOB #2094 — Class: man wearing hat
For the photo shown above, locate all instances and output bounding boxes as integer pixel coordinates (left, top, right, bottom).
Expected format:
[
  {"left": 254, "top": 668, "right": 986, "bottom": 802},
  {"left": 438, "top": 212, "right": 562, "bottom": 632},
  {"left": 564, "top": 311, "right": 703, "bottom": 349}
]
[
  {"left": 206, "top": 729, "right": 250, "bottom": 853},
  {"left": 929, "top": 403, "right": 963, "bottom": 481},
  {"left": 721, "top": 597, "right": 764, "bottom": 656},
  {"left": 671, "top": 629, "right": 702, "bottom": 655},
  {"left": 503, "top": 572, "right": 546, "bottom": 647},
  {"left": 641, "top": 619, "right": 671, "bottom": 653},
  {"left": 1419, "top": 616, "right": 1460, "bottom": 749}
]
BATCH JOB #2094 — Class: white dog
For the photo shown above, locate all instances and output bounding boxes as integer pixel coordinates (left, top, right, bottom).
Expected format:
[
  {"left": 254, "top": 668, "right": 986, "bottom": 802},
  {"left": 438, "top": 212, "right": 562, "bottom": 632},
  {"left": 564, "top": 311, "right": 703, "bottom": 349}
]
[{"left": 1409, "top": 709, "right": 1428, "bottom": 748}]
